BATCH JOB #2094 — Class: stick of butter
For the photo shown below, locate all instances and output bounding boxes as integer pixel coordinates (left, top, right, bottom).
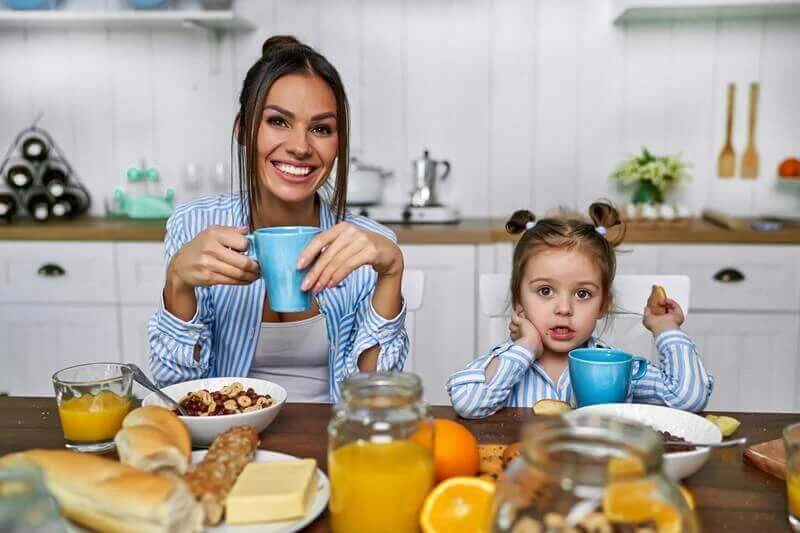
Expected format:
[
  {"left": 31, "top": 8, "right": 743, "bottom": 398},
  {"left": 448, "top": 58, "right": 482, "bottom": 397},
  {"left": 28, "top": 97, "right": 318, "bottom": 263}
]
[{"left": 225, "top": 459, "right": 317, "bottom": 525}]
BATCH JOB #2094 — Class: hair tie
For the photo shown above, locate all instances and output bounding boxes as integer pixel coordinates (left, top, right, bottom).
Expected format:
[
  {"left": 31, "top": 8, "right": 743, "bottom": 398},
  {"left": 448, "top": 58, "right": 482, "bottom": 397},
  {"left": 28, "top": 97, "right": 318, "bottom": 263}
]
[
  {"left": 595, "top": 225, "right": 607, "bottom": 237},
  {"left": 525, "top": 220, "right": 537, "bottom": 231}
]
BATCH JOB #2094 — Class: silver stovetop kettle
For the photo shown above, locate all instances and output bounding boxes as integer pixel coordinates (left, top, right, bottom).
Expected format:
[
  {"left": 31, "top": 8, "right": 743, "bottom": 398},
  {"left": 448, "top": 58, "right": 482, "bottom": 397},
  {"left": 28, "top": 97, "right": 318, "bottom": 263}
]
[{"left": 410, "top": 149, "right": 450, "bottom": 207}]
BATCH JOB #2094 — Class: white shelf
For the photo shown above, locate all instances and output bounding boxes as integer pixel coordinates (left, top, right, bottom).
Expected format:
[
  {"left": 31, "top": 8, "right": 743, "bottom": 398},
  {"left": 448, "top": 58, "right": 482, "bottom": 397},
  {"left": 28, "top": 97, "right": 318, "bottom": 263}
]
[
  {"left": 0, "top": 10, "right": 255, "bottom": 32},
  {"left": 612, "top": 0, "right": 800, "bottom": 24}
]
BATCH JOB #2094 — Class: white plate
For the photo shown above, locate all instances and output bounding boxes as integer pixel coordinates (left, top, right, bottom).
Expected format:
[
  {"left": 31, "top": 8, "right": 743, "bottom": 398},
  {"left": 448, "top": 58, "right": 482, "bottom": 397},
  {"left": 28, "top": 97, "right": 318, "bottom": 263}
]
[
  {"left": 66, "top": 450, "right": 330, "bottom": 533},
  {"left": 567, "top": 403, "right": 722, "bottom": 480},
  {"left": 198, "top": 450, "right": 330, "bottom": 533}
]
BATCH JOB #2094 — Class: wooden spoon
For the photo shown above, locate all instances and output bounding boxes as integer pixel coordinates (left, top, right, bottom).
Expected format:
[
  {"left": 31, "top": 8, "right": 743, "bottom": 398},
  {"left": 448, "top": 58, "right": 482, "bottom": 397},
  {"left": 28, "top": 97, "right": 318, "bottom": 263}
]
[
  {"left": 717, "top": 83, "right": 736, "bottom": 178},
  {"left": 740, "top": 82, "right": 760, "bottom": 179}
]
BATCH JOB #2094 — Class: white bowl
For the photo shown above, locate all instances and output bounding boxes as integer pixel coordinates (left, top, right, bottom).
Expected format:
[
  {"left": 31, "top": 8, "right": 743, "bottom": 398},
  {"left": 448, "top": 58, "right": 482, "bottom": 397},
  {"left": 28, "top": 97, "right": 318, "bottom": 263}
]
[
  {"left": 568, "top": 403, "right": 722, "bottom": 480},
  {"left": 142, "top": 377, "right": 287, "bottom": 447}
]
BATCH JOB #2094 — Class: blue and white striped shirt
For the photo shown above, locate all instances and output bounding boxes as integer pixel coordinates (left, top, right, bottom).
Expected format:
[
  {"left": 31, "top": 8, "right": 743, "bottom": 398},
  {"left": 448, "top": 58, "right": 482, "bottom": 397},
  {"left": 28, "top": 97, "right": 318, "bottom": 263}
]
[
  {"left": 447, "top": 330, "right": 713, "bottom": 419},
  {"left": 147, "top": 193, "right": 408, "bottom": 402}
]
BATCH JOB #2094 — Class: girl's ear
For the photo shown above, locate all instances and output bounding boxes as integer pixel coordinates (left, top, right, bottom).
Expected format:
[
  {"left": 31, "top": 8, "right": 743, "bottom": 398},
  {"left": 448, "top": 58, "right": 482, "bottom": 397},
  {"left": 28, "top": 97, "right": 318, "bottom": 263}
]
[{"left": 514, "top": 303, "right": 523, "bottom": 315}]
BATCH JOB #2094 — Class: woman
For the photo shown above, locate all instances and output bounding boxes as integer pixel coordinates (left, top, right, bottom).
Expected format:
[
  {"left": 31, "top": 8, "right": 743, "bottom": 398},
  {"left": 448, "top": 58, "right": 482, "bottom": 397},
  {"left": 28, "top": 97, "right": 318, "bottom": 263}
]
[{"left": 147, "top": 36, "right": 408, "bottom": 402}]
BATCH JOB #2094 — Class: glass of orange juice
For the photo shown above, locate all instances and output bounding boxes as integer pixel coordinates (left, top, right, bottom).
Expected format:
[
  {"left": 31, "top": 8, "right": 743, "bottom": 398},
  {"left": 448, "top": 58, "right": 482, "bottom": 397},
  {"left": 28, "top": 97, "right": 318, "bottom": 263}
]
[
  {"left": 52, "top": 363, "right": 133, "bottom": 453},
  {"left": 785, "top": 422, "right": 800, "bottom": 531},
  {"left": 328, "top": 373, "right": 435, "bottom": 533}
]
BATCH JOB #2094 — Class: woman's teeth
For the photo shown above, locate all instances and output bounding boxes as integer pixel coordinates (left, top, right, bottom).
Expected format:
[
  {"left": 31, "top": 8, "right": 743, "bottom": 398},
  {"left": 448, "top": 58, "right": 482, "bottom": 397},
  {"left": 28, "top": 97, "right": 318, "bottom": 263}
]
[{"left": 274, "top": 162, "right": 312, "bottom": 176}]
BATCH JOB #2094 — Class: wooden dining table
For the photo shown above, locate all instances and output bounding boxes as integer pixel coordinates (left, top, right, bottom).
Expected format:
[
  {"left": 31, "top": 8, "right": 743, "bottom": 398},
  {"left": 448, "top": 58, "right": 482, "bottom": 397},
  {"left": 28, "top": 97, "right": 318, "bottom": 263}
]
[{"left": 0, "top": 396, "right": 795, "bottom": 532}]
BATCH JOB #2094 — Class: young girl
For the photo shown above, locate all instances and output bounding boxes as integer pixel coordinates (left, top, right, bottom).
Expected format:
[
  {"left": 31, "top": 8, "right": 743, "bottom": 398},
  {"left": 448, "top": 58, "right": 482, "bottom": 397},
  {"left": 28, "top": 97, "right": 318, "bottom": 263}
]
[{"left": 447, "top": 202, "right": 713, "bottom": 419}]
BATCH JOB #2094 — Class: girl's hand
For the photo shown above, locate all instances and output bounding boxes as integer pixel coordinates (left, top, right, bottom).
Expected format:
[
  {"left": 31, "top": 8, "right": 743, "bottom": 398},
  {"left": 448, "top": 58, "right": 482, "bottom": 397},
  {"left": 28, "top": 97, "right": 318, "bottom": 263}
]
[
  {"left": 298, "top": 222, "right": 404, "bottom": 292},
  {"left": 643, "top": 298, "right": 685, "bottom": 336},
  {"left": 510, "top": 306, "right": 543, "bottom": 356},
  {"left": 167, "top": 226, "right": 260, "bottom": 289}
]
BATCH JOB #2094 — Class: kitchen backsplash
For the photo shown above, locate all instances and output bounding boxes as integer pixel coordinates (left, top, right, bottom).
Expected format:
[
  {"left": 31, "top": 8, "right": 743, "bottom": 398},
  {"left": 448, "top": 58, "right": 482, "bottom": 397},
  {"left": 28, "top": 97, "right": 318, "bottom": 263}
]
[{"left": 0, "top": 0, "right": 798, "bottom": 218}]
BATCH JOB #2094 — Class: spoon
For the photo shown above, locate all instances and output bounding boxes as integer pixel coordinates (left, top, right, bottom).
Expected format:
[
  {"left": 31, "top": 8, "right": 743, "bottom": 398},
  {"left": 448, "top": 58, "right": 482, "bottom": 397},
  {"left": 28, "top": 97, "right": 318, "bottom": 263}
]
[
  {"left": 126, "top": 363, "right": 189, "bottom": 416},
  {"left": 664, "top": 437, "right": 747, "bottom": 449}
]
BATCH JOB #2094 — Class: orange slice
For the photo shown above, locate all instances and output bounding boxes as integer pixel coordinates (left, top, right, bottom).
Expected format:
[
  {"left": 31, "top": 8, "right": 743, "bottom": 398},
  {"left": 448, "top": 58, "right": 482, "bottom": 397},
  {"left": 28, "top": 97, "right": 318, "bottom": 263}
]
[
  {"left": 607, "top": 456, "right": 646, "bottom": 481},
  {"left": 604, "top": 479, "right": 681, "bottom": 533},
  {"left": 420, "top": 477, "right": 495, "bottom": 533}
]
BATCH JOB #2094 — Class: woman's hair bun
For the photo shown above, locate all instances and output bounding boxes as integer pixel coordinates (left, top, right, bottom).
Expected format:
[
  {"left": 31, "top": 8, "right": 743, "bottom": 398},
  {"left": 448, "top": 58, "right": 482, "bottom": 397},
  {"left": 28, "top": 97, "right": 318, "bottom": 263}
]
[
  {"left": 262, "top": 35, "right": 301, "bottom": 56},
  {"left": 505, "top": 209, "right": 537, "bottom": 235}
]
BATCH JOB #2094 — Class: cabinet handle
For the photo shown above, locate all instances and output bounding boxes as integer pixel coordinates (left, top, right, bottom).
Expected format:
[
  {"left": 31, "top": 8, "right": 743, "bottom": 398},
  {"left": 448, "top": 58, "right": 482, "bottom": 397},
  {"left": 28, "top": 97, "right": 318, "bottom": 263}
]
[
  {"left": 713, "top": 267, "right": 744, "bottom": 283},
  {"left": 37, "top": 263, "right": 66, "bottom": 277}
]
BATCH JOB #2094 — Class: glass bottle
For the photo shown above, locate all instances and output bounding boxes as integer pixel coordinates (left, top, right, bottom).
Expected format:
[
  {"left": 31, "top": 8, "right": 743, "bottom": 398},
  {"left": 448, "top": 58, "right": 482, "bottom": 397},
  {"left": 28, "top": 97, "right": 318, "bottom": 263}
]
[
  {"left": 328, "top": 372, "right": 435, "bottom": 533},
  {"left": 490, "top": 414, "right": 699, "bottom": 532}
]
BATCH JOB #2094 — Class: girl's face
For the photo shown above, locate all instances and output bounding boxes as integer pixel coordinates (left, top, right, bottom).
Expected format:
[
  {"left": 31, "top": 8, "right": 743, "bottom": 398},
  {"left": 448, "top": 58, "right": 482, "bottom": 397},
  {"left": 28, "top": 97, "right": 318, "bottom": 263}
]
[
  {"left": 516, "top": 248, "right": 608, "bottom": 354},
  {"left": 256, "top": 73, "right": 339, "bottom": 205}
]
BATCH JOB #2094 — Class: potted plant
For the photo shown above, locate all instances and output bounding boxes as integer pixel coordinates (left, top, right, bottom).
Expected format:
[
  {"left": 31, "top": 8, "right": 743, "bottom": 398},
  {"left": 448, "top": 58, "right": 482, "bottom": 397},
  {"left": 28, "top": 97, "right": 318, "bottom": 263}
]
[{"left": 611, "top": 148, "right": 691, "bottom": 204}]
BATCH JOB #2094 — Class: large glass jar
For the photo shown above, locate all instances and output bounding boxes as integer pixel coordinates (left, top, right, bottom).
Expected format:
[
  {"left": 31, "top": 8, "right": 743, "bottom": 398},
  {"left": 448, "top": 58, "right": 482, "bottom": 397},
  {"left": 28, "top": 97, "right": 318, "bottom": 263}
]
[
  {"left": 327, "top": 372, "right": 435, "bottom": 533},
  {"left": 490, "top": 414, "right": 699, "bottom": 533}
]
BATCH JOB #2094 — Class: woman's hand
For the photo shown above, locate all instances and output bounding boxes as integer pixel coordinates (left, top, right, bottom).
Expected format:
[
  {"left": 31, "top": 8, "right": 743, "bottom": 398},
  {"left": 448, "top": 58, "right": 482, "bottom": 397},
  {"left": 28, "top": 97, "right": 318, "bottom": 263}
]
[
  {"left": 298, "top": 222, "right": 403, "bottom": 292},
  {"left": 510, "top": 306, "right": 543, "bottom": 356},
  {"left": 643, "top": 298, "right": 685, "bottom": 337},
  {"left": 167, "top": 226, "right": 260, "bottom": 289}
]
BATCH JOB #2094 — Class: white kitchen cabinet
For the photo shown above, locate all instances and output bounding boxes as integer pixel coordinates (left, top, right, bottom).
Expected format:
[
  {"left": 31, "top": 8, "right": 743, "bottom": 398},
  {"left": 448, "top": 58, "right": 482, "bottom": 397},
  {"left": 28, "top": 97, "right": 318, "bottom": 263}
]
[
  {"left": 0, "top": 304, "right": 121, "bottom": 396},
  {"left": 683, "top": 312, "right": 800, "bottom": 412},
  {"left": 115, "top": 242, "right": 165, "bottom": 305},
  {"left": 400, "top": 245, "right": 477, "bottom": 405},
  {"left": 658, "top": 244, "right": 800, "bottom": 312},
  {"left": 0, "top": 242, "right": 117, "bottom": 304}
]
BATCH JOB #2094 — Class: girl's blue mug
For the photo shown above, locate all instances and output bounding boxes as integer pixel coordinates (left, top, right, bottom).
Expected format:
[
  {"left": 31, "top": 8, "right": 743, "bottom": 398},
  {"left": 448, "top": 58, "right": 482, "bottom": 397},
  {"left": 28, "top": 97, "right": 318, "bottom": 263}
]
[
  {"left": 246, "top": 226, "right": 321, "bottom": 312},
  {"left": 568, "top": 348, "right": 649, "bottom": 407}
]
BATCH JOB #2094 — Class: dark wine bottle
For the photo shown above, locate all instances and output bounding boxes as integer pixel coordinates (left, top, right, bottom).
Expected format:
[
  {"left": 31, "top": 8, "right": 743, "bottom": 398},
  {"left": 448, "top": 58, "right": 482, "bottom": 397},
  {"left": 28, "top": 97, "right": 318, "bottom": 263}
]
[
  {"left": 42, "top": 160, "right": 70, "bottom": 197},
  {"left": 19, "top": 133, "right": 49, "bottom": 162},
  {"left": 4, "top": 158, "right": 35, "bottom": 191},
  {"left": 51, "top": 186, "right": 90, "bottom": 219},
  {"left": 0, "top": 192, "right": 18, "bottom": 221},
  {"left": 23, "top": 188, "right": 52, "bottom": 222}
]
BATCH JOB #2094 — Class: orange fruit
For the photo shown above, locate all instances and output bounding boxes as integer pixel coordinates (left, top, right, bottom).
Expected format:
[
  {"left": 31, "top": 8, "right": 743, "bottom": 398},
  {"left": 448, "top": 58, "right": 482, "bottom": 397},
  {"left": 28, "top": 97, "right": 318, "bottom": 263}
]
[
  {"left": 604, "top": 479, "right": 681, "bottom": 533},
  {"left": 679, "top": 484, "right": 695, "bottom": 510},
  {"left": 433, "top": 419, "right": 480, "bottom": 481},
  {"left": 420, "top": 476, "right": 494, "bottom": 533}
]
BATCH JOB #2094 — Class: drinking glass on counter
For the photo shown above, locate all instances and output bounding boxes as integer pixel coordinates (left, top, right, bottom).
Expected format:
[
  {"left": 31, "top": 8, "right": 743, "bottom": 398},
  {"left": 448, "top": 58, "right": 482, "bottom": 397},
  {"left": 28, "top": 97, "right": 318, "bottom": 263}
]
[
  {"left": 785, "top": 422, "right": 800, "bottom": 531},
  {"left": 52, "top": 363, "right": 133, "bottom": 453},
  {"left": 327, "top": 372, "right": 435, "bottom": 533}
]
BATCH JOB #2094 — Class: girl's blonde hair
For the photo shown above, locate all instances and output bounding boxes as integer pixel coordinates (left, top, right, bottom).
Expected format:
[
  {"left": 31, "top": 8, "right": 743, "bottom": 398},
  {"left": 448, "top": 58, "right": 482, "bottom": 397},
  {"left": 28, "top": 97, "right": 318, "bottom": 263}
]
[{"left": 505, "top": 201, "right": 625, "bottom": 311}]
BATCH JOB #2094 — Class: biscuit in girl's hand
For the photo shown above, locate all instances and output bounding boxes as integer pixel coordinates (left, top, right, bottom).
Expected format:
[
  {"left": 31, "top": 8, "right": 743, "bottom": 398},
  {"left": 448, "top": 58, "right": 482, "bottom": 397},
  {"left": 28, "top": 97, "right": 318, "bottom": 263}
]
[{"left": 647, "top": 284, "right": 668, "bottom": 315}]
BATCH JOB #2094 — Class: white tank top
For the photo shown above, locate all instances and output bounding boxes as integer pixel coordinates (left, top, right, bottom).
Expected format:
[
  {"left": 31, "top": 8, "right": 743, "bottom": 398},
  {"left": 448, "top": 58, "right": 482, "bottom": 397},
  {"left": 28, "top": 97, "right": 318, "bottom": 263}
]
[{"left": 247, "top": 314, "right": 331, "bottom": 403}]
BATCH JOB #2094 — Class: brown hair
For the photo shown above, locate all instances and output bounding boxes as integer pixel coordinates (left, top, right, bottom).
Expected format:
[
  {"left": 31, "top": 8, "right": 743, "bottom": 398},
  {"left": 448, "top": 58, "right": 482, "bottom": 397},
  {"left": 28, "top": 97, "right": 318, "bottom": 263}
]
[
  {"left": 234, "top": 35, "right": 350, "bottom": 229},
  {"left": 505, "top": 201, "right": 625, "bottom": 311}
]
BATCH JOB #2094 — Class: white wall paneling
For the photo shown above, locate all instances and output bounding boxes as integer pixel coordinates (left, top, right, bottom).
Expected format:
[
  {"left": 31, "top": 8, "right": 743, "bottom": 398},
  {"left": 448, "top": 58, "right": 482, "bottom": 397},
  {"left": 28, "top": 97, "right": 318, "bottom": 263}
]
[{"left": 0, "top": 0, "right": 798, "bottom": 219}]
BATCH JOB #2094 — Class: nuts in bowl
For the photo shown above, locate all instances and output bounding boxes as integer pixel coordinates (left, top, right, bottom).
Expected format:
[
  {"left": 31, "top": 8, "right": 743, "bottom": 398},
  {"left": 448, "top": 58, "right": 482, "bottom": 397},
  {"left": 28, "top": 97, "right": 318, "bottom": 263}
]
[
  {"left": 177, "top": 382, "right": 275, "bottom": 416},
  {"left": 142, "top": 377, "right": 287, "bottom": 447}
]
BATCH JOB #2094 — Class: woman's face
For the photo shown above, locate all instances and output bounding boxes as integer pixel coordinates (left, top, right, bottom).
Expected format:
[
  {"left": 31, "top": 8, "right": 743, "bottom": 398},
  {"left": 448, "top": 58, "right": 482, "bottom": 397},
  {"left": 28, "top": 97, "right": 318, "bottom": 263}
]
[{"left": 256, "top": 73, "right": 339, "bottom": 205}]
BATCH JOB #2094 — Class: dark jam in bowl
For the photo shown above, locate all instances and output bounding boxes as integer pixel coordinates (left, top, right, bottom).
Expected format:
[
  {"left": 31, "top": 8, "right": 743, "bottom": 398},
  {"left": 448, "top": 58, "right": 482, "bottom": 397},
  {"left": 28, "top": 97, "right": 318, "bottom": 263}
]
[{"left": 658, "top": 430, "right": 696, "bottom": 452}]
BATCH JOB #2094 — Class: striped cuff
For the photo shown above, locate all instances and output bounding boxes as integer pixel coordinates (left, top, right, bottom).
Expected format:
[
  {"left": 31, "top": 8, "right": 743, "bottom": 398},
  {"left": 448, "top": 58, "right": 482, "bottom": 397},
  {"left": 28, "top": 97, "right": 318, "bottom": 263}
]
[
  {"left": 506, "top": 343, "right": 536, "bottom": 367},
  {"left": 655, "top": 329, "right": 693, "bottom": 352},
  {"left": 363, "top": 297, "right": 407, "bottom": 345},
  {"left": 447, "top": 368, "right": 487, "bottom": 387},
  {"left": 155, "top": 289, "right": 205, "bottom": 347}
]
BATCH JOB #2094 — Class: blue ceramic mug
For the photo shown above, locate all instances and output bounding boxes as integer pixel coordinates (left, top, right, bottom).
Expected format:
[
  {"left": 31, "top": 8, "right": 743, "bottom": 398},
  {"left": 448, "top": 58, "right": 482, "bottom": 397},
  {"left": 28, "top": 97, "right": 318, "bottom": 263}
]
[
  {"left": 246, "top": 226, "right": 321, "bottom": 312},
  {"left": 568, "top": 348, "right": 649, "bottom": 407}
]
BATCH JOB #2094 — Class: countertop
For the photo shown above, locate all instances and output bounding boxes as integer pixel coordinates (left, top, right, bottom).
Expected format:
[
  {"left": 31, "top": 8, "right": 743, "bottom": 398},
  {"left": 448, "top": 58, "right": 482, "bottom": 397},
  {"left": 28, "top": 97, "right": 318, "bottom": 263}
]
[{"left": 1, "top": 217, "right": 799, "bottom": 244}]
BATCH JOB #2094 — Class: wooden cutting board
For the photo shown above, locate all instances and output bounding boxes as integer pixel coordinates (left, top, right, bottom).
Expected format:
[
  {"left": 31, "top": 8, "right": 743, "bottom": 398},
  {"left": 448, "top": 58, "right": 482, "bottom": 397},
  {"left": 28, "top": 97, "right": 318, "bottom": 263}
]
[{"left": 743, "top": 438, "right": 786, "bottom": 480}]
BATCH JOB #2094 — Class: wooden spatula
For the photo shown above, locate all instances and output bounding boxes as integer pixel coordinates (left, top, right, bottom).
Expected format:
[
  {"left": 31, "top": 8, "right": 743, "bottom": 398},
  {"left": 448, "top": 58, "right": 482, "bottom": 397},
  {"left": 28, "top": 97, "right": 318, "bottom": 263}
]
[
  {"left": 740, "top": 82, "right": 760, "bottom": 179},
  {"left": 717, "top": 83, "right": 736, "bottom": 178}
]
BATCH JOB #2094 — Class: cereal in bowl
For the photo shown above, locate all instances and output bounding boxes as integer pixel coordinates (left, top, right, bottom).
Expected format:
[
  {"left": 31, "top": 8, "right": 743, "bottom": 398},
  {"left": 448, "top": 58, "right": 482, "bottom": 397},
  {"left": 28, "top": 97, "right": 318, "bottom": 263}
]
[{"left": 177, "top": 382, "right": 274, "bottom": 416}]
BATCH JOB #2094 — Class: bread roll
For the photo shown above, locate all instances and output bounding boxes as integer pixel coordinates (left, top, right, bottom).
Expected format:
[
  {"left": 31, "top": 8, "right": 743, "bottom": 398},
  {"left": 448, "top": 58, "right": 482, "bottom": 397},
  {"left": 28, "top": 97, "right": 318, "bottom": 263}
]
[
  {"left": 532, "top": 399, "right": 572, "bottom": 416},
  {"left": 116, "top": 425, "right": 189, "bottom": 476},
  {"left": 0, "top": 450, "right": 202, "bottom": 533},
  {"left": 115, "top": 406, "right": 191, "bottom": 476}
]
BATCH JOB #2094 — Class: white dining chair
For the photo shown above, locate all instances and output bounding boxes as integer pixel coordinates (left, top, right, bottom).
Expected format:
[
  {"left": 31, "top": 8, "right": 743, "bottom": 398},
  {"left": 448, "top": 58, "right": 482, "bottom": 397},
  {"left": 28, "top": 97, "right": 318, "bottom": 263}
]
[
  {"left": 477, "top": 273, "right": 690, "bottom": 360},
  {"left": 401, "top": 269, "right": 425, "bottom": 372}
]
